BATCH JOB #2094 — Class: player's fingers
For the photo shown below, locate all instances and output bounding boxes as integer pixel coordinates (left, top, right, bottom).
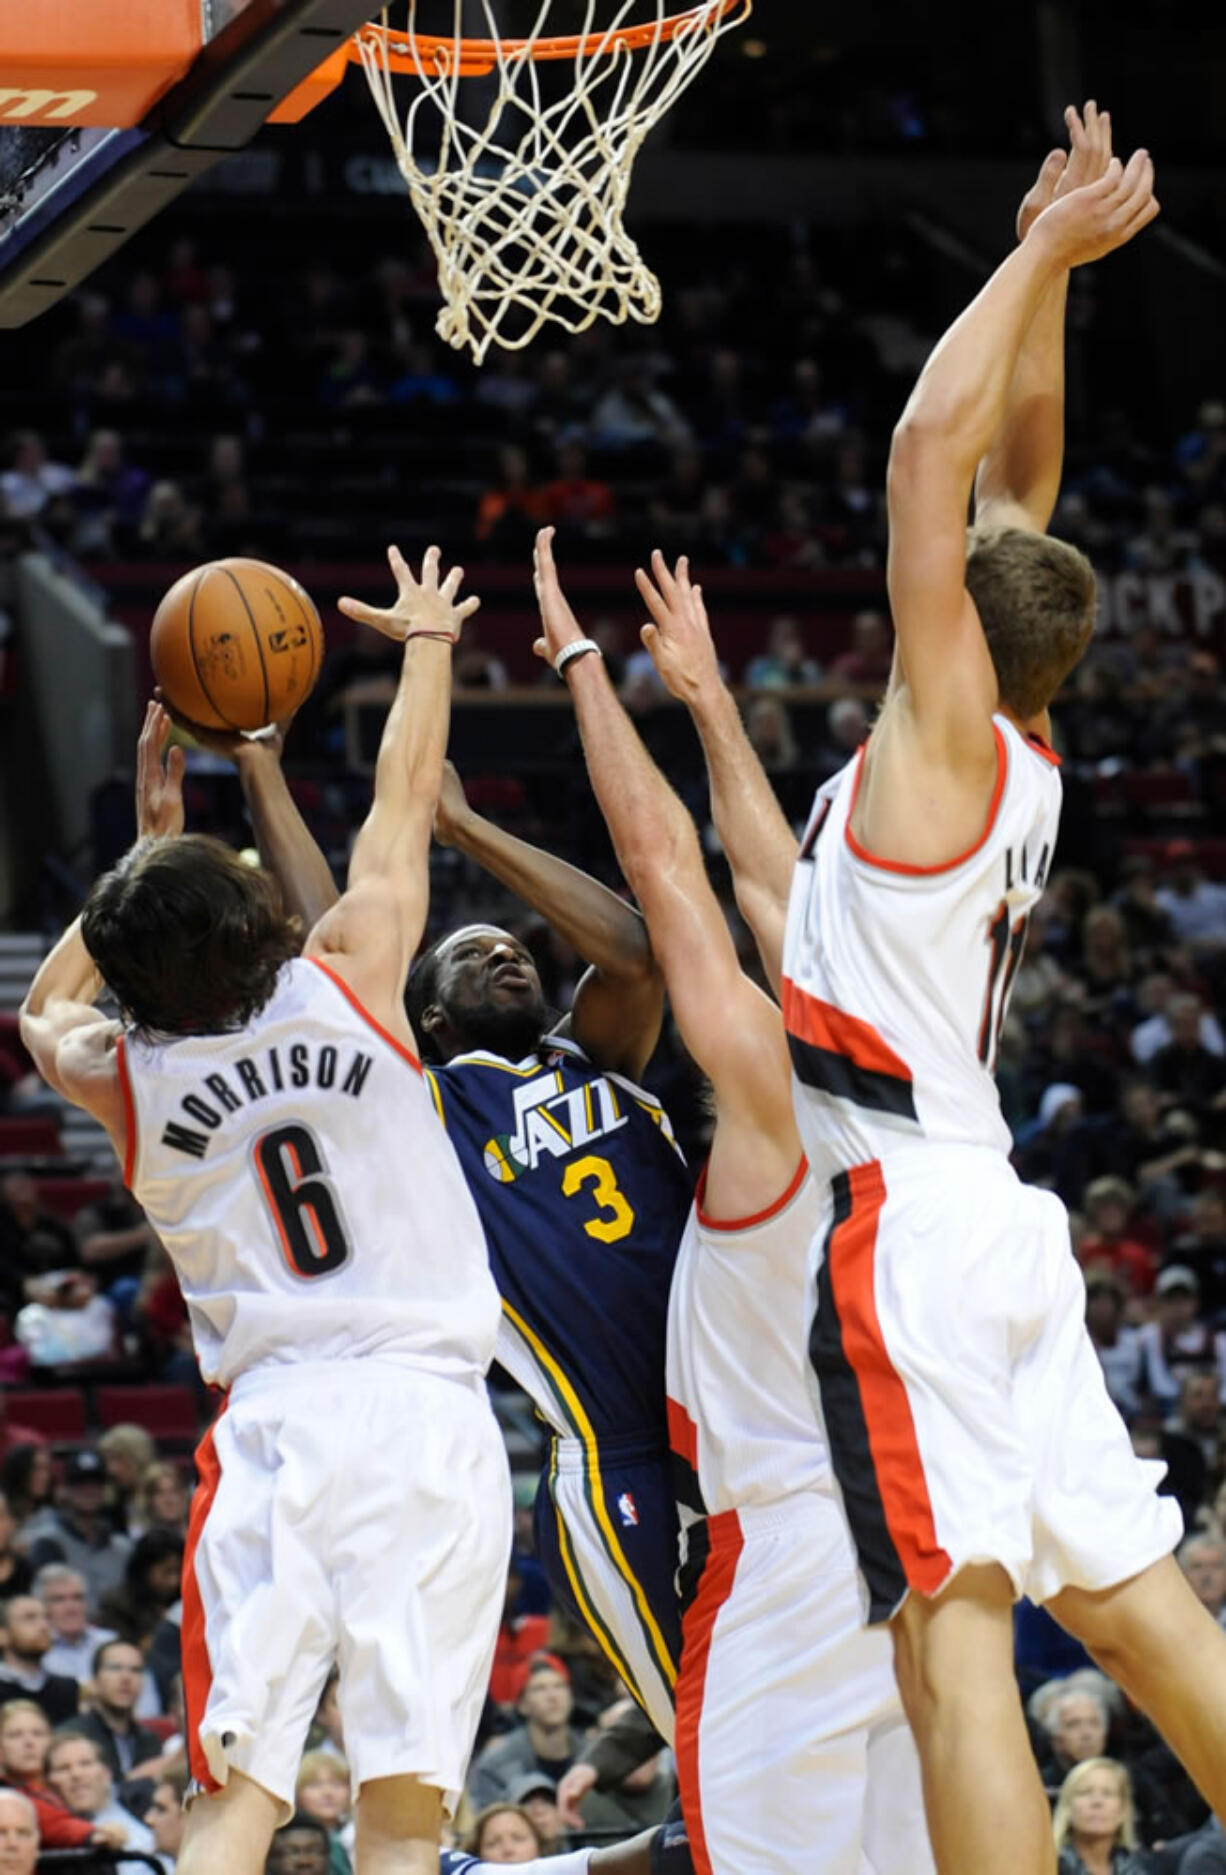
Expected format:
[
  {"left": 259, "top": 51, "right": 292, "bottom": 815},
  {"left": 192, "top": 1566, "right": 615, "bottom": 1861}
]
[
  {"left": 636, "top": 571, "right": 671, "bottom": 631},
  {"left": 675, "top": 554, "right": 692, "bottom": 593},
  {"left": 455, "top": 595, "right": 481, "bottom": 620},
  {"left": 532, "top": 635, "right": 551, "bottom": 663},
  {"left": 1099, "top": 109, "right": 1112, "bottom": 163},
  {"left": 338, "top": 596, "right": 398, "bottom": 631},
  {"left": 651, "top": 547, "right": 677, "bottom": 599},
  {"left": 640, "top": 621, "right": 661, "bottom": 659},
  {"left": 441, "top": 563, "right": 465, "bottom": 600},
  {"left": 166, "top": 744, "right": 187, "bottom": 788},
  {"left": 416, "top": 544, "right": 441, "bottom": 591}
]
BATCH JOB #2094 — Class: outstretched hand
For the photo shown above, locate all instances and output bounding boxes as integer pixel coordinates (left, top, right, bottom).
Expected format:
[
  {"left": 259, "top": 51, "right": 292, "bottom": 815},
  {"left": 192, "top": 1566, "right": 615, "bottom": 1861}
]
[
  {"left": 532, "top": 527, "right": 586, "bottom": 668},
  {"left": 135, "top": 700, "right": 186, "bottom": 840},
  {"left": 634, "top": 551, "right": 720, "bottom": 706},
  {"left": 1018, "top": 100, "right": 1114, "bottom": 242},
  {"left": 339, "top": 543, "right": 479, "bottom": 643},
  {"left": 154, "top": 689, "right": 291, "bottom": 765},
  {"left": 1031, "top": 144, "right": 1159, "bottom": 270}
]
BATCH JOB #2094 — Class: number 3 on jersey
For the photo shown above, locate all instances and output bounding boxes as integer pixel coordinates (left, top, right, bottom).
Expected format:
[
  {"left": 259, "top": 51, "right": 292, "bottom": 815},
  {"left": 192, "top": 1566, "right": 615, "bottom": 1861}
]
[
  {"left": 253, "top": 1124, "right": 351, "bottom": 1278},
  {"left": 562, "top": 1154, "right": 636, "bottom": 1244}
]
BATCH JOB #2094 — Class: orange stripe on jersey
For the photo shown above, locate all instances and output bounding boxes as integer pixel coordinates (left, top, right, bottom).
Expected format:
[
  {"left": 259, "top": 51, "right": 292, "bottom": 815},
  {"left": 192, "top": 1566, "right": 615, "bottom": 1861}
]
[
  {"left": 844, "top": 723, "right": 1008, "bottom": 877},
  {"left": 114, "top": 1034, "right": 137, "bottom": 1189},
  {"left": 1027, "top": 733, "right": 1062, "bottom": 767},
  {"left": 827, "top": 1162, "right": 950, "bottom": 1597},
  {"left": 695, "top": 1155, "right": 808, "bottom": 1233},
  {"left": 667, "top": 1395, "right": 699, "bottom": 1470},
  {"left": 307, "top": 957, "right": 422, "bottom": 1074},
  {"left": 182, "top": 1401, "right": 227, "bottom": 1796},
  {"left": 782, "top": 977, "right": 912, "bottom": 1086},
  {"left": 675, "top": 1510, "right": 743, "bottom": 1875}
]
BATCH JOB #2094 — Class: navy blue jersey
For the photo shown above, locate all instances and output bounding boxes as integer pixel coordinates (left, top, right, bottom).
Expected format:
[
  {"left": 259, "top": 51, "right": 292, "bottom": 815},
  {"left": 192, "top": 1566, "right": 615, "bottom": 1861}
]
[{"left": 426, "top": 1036, "right": 693, "bottom": 1444}]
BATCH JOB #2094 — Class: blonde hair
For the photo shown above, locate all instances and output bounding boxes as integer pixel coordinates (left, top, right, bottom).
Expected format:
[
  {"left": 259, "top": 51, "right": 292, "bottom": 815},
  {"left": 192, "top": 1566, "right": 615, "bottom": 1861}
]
[
  {"left": 97, "top": 1425, "right": 156, "bottom": 1475},
  {"left": 1052, "top": 1758, "right": 1137, "bottom": 1853},
  {"left": 296, "top": 1748, "right": 349, "bottom": 1791},
  {"left": 134, "top": 1461, "right": 187, "bottom": 1528},
  {"left": 0, "top": 1701, "right": 49, "bottom": 1734}
]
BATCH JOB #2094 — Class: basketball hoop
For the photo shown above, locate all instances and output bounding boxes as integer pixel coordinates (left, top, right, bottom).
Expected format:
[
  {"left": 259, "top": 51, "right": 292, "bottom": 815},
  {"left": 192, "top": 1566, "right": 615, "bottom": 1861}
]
[{"left": 356, "top": 0, "right": 749, "bottom": 362}]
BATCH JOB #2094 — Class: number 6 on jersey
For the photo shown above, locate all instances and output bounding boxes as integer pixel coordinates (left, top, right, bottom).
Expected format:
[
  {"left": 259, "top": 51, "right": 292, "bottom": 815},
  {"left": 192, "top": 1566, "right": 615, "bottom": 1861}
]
[{"left": 253, "top": 1123, "right": 352, "bottom": 1278}]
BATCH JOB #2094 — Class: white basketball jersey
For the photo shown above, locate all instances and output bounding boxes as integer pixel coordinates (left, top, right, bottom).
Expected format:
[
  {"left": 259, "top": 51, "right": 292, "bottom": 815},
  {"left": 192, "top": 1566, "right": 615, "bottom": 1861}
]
[
  {"left": 666, "top": 1163, "right": 831, "bottom": 1523},
  {"left": 118, "top": 957, "right": 500, "bottom": 1388},
  {"left": 782, "top": 715, "right": 1062, "bottom": 1181}
]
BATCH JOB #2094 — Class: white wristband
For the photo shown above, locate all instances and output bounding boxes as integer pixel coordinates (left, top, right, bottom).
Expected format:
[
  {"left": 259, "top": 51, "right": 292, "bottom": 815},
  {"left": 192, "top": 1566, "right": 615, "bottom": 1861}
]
[{"left": 554, "top": 638, "right": 604, "bottom": 680}]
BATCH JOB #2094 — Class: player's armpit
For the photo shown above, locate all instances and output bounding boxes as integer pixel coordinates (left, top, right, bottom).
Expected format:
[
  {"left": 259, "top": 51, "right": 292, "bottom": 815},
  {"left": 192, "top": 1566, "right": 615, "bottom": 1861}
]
[
  {"left": 27, "top": 1009, "right": 123, "bottom": 1136},
  {"left": 304, "top": 872, "right": 424, "bottom": 1030},
  {"left": 561, "top": 956, "right": 665, "bottom": 1084}
]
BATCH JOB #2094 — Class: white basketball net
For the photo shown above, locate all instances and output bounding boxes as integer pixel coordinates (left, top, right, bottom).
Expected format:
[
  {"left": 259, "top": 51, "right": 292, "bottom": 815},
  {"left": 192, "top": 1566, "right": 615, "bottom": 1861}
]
[{"left": 358, "top": 1, "right": 749, "bottom": 363}]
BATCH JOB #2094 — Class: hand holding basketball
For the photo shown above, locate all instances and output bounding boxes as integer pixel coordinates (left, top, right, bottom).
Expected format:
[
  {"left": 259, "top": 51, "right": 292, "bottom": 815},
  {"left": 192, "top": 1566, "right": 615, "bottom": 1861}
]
[
  {"left": 338, "top": 544, "right": 479, "bottom": 643},
  {"left": 636, "top": 551, "right": 720, "bottom": 706},
  {"left": 1030, "top": 146, "right": 1159, "bottom": 270},
  {"left": 135, "top": 700, "right": 186, "bottom": 841}
]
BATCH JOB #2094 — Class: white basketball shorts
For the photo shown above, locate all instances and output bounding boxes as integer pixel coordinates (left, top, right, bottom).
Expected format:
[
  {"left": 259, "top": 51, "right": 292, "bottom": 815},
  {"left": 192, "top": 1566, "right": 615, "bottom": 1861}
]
[
  {"left": 809, "top": 1149, "right": 1184, "bottom": 1621},
  {"left": 183, "top": 1359, "right": 511, "bottom": 1821},
  {"left": 675, "top": 1494, "right": 932, "bottom": 1875}
]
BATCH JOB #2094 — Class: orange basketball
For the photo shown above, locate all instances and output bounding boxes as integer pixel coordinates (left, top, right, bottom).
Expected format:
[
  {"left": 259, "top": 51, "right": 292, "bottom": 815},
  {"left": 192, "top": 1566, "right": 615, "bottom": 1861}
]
[{"left": 150, "top": 557, "right": 324, "bottom": 732}]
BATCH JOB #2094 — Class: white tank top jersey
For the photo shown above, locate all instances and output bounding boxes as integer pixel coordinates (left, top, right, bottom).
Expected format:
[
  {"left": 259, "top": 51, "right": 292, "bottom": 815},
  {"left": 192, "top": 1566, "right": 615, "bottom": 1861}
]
[
  {"left": 116, "top": 957, "right": 501, "bottom": 1389},
  {"left": 666, "top": 1163, "right": 832, "bottom": 1525},
  {"left": 782, "top": 714, "right": 1062, "bottom": 1181}
]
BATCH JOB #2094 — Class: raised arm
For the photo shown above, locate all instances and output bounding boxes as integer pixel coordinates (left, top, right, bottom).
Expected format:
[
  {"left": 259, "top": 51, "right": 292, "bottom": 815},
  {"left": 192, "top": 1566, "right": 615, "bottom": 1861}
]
[
  {"left": 304, "top": 545, "right": 477, "bottom": 1031},
  {"left": 634, "top": 552, "right": 797, "bottom": 994},
  {"left": 434, "top": 760, "right": 664, "bottom": 1082},
  {"left": 886, "top": 148, "right": 1158, "bottom": 751},
  {"left": 976, "top": 102, "right": 1113, "bottom": 535},
  {"left": 534, "top": 530, "right": 798, "bottom": 1211},
  {"left": 18, "top": 700, "right": 185, "bottom": 1134}
]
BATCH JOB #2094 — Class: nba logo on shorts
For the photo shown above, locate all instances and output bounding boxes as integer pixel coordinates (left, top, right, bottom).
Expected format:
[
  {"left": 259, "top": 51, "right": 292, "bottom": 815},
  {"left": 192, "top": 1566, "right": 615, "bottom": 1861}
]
[{"left": 616, "top": 1491, "right": 639, "bottom": 1528}]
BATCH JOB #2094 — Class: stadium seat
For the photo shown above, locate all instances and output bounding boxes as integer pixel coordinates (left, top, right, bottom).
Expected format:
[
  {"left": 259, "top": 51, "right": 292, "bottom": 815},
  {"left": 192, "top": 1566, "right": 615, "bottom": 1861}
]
[
  {"left": 95, "top": 1384, "right": 200, "bottom": 1444},
  {"left": 32, "top": 1176, "right": 111, "bottom": 1220},
  {"left": 3, "top": 1388, "right": 88, "bottom": 1444},
  {"left": 0, "top": 1116, "right": 62, "bottom": 1159}
]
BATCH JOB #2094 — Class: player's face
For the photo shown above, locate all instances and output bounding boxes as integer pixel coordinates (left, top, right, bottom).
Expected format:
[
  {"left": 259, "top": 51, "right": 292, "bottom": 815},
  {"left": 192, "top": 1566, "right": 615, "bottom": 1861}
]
[{"left": 433, "top": 927, "right": 548, "bottom": 1054}]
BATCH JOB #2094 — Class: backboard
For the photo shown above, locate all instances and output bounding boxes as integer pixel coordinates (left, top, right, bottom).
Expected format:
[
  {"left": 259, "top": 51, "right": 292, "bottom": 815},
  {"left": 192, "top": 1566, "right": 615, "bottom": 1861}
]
[{"left": 0, "top": 0, "right": 379, "bottom": 327}]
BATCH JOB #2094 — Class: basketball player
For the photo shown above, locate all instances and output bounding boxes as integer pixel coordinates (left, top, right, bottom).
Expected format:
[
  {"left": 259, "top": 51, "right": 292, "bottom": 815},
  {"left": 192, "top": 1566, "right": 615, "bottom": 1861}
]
[
  {"left": 19, "top": 546, "right": 511, "bottom": 1875},
  {"left": 532, "top": 525, "right": 932, "bottom": 1875},
  {"left": 640, "top": 125, "right": 1226, "bottom": 1875},
  {"left": 192, "top": 700, "right": 693, "bottom": 1746}
]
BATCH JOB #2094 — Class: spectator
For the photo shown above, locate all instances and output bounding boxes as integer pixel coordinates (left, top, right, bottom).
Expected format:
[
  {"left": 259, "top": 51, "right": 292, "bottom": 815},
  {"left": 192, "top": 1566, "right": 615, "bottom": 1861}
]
[
  {"left": 1154, "top": 849, "right": 1226, "bottom": 953},
  {"left": 144, "top": 1767, "right": 187, "bottom": 1871},
  {"left": 0, "top": 1699, "right": 107, "bottom": 1850},
  {"left": 129, "top": 1464, "right": 189, "bottom": 1542},
  {"left": 1085, "top": 1271, "right": 1143, "bottom": 1417},
  {"left": 1171, "top": 1190, "right": 1226, "bottom": 1315},
  {"left": 70, "top": 430, "right": 150, "bottom": 556},
  {"left": 0, "top": 1599, "right": 77, "bottom": 1728},
  {"left": 0, "top": 1402, "right": 44, "bottom": 1476},
  {"left": 453, "top": 625, "right": 510, "bottom": 695},
  {"left": 26, "top": 1453, "right": 131, "bottom": 1615},
  {"left": 136, "top": 481, "right": 204, "bottom": 557},
  {"left": 71, "top": 1640, "right": 165, "bottom": 1782},
  {"left": 589, "top": 360, "right": 692, "bottom": 454},
  {"left": 35, "top": 1568, "right": 116, "bottom": 1686},
  {"left": 744, "top": 615, "right": 823, "bottom": 690},
  {"left": 0, "top": 1788, "right": 38, "bottom": 1874},
  {"left": 0, "top": 433, "right": 75, "bottom": 521},
  {"left": 1177, "top": 1816, "right": 1226, "bottom": 1875},
  {"left": 1131, "top": 975, "right": 1224, "bottom": 1066},
  {"left": 98, "top": 1532, "right": 184, "bottom": 1649},
  {"left": 468, "top": 1661, "right": 582, "bottom": 1809},
  {"left": 475, "top": 447, "right": 547, "bottom": 548},
  {"left": 1163, "top": 1367, "right": 1224, "bottom": 1520},
  {"left": 567, "top": 1699, "right": 673, "bottom": 1838},
  {"left": 744, "top": 695, "right": 798, "bottom": 771},
  {"left": 1176, "top": 1533, "right": 1226, "bottom": 1628},
  {"left": 828, "top": 608, "right": 894, "bottom": 690},
  {"left": 539, "top": 443, "right": 616, "bottom": 536},
  {"left": 0, "top": 1449, "right": 52, "bottom": 1538},
  {"left": 77, "top": 1184, "right": 158, "bottom": 1302},
  {"left": 0, "top": 1173, "right": 80, "bottom": 1317},
  {"left": 1077, "top": 1179, "right": 1157, "bottom": 1298},
  {"left": 0, "top": 1504, "right": 29, "bottom": 1608},
  {"left": 96, "top": 1425, "right": 156, "bottom": 1536},
  {"left": 45, "top": 1731, "right": 157, "bottom": 1869},
  {"left": 1036, "top": 1688, "right": 1111, "bottom": 1796},
  {"left": 1052, "top": 1758, "right": 1150, "bottom": 1873},
  {"left": 465, "top": 1804, "right": 544, "bottom": 1864},
  {"left": 506, "top": 1774, "right": 566, "bottom": 1855},
  {"left": 489, "top": 1563, "right": 550, "bottom": 1709},
  {"left": 1150, "top": 996, "right": 1226, "bottom": 1116},
  {"left": 294, "top": 1751, "right": 352, "bottom": 1874},
  {"left": 1135, "top": 1271, "right": 1226, "bottom": 1409},
  {"left": 265, "top": 1812, "right": 332, "bottom": 1875},
  {"left": 15, "top": 1270, "right": 117, "bottom": 1371}
]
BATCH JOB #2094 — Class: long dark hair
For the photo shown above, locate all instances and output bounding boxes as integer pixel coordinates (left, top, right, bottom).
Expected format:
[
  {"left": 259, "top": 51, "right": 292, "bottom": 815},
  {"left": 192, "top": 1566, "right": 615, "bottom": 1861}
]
[{"left": 82, "top": 835, "right": 299, "bottom": 1037}]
